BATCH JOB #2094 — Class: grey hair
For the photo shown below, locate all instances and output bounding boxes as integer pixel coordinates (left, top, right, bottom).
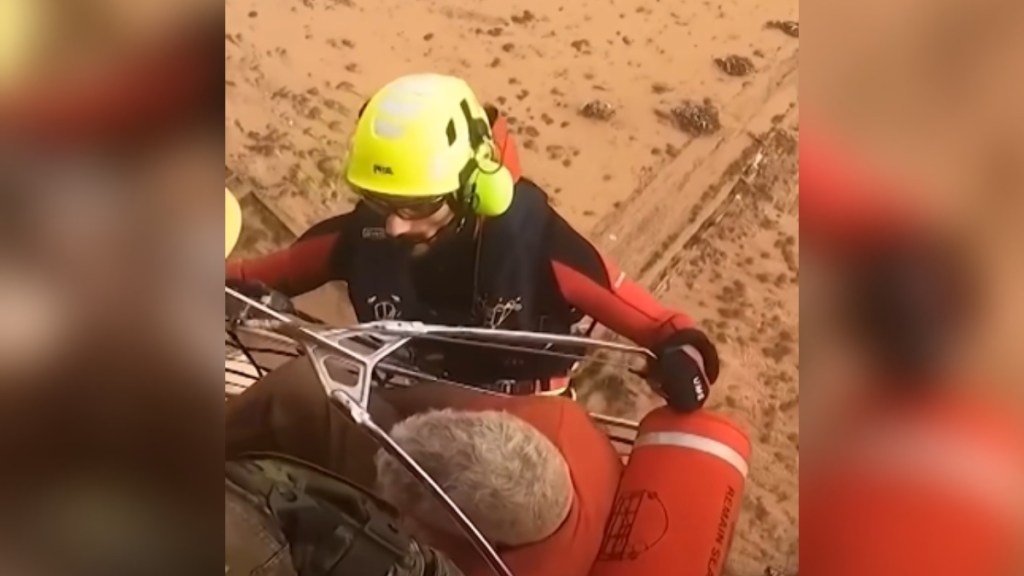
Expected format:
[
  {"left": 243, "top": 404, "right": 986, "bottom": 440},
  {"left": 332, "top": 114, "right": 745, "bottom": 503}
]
[{"left": 375, "top": 409, "right": 573, "bottom": 547}]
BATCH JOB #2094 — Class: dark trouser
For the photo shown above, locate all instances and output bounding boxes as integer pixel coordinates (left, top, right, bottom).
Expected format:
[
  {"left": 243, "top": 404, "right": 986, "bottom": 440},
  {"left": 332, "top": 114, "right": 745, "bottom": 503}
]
[{"left": 225, "top": 355, "right": 400, "bottom": 491}]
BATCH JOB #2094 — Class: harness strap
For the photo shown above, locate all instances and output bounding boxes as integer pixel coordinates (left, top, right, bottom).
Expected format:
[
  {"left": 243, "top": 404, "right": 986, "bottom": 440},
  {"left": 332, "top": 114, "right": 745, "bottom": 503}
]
[{"left": 478, "top": 377, "right": 575, "bottom": 397}]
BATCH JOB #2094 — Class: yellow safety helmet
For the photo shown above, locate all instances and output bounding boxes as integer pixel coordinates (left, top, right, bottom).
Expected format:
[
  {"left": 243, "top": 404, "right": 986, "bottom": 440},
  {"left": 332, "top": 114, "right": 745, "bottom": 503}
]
[
  {"left": 344, "top": 73, "right": 514, "bottom": 217},
  {"left": 225, "top": 188, "right": 242, "bottom": 259}
]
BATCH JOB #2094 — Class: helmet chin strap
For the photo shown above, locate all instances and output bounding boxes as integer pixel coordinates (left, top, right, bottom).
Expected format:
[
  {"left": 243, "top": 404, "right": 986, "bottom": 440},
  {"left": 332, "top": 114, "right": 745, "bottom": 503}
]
[
  {"left": 400, "top": 98, "right": 490, "bottom": 249},
  {"left": 445, "top": 189, "right": 481, "bottom": 236},
  {"left": 403, "top": 200, "right": 475, "bottom": 255},
  {"left": 443, "top": 207, "right": 478, "bottom": 242}
]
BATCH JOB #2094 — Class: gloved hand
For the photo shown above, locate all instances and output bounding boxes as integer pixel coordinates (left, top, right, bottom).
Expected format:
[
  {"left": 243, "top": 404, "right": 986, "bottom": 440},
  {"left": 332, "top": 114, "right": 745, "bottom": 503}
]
[
  {"left": 646, "top": 328, "right": 720, "bottom": 412},
  {"left": 226, "top": 278, "right": 296, "bottom": 315}
]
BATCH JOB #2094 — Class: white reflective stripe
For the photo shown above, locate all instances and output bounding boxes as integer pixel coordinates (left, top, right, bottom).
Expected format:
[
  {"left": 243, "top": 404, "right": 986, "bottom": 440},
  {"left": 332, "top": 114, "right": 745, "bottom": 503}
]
[
  {"left": 635, "top": 432, "right": 750, "bottom": 478},
  {"left": 613, "top": 271, "right": 626, "bottom": 289}
]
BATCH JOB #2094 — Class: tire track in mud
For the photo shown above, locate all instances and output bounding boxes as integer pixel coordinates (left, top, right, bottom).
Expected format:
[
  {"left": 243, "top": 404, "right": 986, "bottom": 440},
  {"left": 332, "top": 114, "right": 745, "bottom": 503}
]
[
  {"left": 575, "top": 47, "right": 798, "bottom": 391},
  {"left": 592, "top": 48, "right": 799, "bottom": 293},
  {"left": 577, "top": 48, "right": 798, "bottom": 410}
]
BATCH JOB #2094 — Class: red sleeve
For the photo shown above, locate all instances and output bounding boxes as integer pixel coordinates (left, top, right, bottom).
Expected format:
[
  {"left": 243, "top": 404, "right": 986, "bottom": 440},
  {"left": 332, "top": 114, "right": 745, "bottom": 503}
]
[
  {"left": 551, "top": 256, "right": 694, "bottom": 350},
  {"left": 225, "top": 232, "right": 340, "bottom": 298}
]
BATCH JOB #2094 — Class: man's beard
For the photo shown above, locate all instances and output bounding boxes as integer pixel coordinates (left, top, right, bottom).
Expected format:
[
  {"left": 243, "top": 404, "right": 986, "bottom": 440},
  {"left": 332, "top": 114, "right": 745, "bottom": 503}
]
[
  {"left": 405, "top": 238, "right": 434, "bottom": 258},
  {"left": 397, "top": 215, "right": 467, "bottom": 257}
]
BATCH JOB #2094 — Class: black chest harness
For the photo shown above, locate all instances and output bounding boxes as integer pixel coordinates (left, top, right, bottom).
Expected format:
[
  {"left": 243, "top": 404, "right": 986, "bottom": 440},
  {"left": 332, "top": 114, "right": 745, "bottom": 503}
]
[{"left": 343, "top": 180, "right": 584, "bottom": 387}]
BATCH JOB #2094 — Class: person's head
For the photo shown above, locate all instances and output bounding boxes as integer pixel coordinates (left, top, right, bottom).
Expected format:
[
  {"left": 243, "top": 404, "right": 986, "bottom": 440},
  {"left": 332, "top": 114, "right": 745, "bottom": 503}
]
[
  {"left": 375, "top": 409, "right": 574, "bottom": 547},
  {"left": 344, "top": 74, "right": 515, "bottom": 254}
]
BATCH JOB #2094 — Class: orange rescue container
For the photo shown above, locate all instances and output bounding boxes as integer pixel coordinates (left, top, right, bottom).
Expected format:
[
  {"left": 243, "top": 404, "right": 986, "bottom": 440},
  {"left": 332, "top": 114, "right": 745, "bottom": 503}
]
[{"left": 589, "top": 406, "right": 751, "bottom": 576}]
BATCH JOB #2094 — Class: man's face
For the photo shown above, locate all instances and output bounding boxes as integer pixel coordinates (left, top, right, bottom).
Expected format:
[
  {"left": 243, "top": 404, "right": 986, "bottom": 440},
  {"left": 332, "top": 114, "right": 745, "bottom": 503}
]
[{"left": 361, "top": 193, "right": 459, "bottom": 256}]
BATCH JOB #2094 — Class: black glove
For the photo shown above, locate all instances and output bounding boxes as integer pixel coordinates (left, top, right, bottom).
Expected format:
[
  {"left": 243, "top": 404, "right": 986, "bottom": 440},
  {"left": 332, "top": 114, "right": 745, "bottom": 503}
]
[
  {"left": 226, "top": 278, "right": 296, "bottom": 315},
  {"left": 647, "top": 328, "right": 720, "bottom": 412}
]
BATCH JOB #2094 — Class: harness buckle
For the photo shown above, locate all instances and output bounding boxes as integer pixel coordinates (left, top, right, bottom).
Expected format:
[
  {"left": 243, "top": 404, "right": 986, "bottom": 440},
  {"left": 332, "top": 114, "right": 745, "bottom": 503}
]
[{"left": 489, "top": 379, "right": 550, "bottom": 395}]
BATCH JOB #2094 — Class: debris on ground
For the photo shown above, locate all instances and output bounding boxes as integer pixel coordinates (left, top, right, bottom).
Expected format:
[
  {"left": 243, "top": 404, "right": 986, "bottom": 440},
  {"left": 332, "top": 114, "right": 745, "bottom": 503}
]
[
  {"left": 651, "top": 82, "right": 673, "bottom": 94},
  {"left": 664, "top": 98, "right": 721, "bottom": 136},
  {"left": 315, "top": 156, "right": 343, "bottom": 180},
  {"left": 579, "top": 100, "right": 616, "bottom": 121},
  {"left": 715, "top": 55, "right": 755, "bottom": 76},
  {"left": 570, "top": 39, "right": 592, "bottom": 54},
  {"left": 510, "top": 10, "right": 535, "bottom": 24},
  {"left": 765, "top": 20, "right": 799, "bottom": 37}
]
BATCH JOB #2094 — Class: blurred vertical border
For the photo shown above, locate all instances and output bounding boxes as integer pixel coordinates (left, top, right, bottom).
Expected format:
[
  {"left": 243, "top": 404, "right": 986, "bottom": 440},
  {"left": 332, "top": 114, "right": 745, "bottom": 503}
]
[
  {"left": 0, "top": 2, "right": 226, "bottom": 574},
  {"left": 800, "top": 0, "right": 1024, "bottom": 571}
]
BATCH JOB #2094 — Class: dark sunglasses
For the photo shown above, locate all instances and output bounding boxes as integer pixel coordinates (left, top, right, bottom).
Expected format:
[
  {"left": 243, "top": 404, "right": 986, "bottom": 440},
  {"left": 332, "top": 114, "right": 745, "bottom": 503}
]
[{"left": 358, "top": 191, "right": 450, "bottom": 220}]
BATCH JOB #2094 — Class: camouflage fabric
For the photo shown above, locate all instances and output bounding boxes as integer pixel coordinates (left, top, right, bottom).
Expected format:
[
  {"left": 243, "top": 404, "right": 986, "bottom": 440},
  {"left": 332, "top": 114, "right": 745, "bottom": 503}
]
[{"left": 225, "top": 455, "right": 464, "bottom": 576}]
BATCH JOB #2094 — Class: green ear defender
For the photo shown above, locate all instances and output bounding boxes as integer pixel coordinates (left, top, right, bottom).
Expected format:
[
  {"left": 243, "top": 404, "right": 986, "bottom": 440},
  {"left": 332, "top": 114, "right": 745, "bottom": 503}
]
[
  {"left": 464, "top": 141, "right": 514, "bottom": 217},
  {"left": 459, "top": 100, "right": 514, "bottom": 217}
]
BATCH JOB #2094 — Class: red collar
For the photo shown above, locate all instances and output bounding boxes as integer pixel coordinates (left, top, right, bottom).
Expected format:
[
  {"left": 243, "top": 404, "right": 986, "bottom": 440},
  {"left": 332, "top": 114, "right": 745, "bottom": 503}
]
[{"left": 489, "top": 114, "right": 523, "bottom": 181}]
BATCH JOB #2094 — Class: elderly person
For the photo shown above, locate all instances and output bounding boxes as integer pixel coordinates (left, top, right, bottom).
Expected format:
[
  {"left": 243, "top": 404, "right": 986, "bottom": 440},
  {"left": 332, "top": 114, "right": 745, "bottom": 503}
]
[
  {"left": 375, "top": 393, "right": 622, "bottom": 576},
  {"left": 226, "top": 357, "right": 623, "bottom": 576},
  {"left": 377, "top": 409, "right": 573, "bottom": 547}
]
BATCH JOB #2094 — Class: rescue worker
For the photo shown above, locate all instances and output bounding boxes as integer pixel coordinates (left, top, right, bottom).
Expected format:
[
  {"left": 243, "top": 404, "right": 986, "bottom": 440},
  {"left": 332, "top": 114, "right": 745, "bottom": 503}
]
[{"left": 226, "top": 73, "right": 719, "bottom": 412}]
